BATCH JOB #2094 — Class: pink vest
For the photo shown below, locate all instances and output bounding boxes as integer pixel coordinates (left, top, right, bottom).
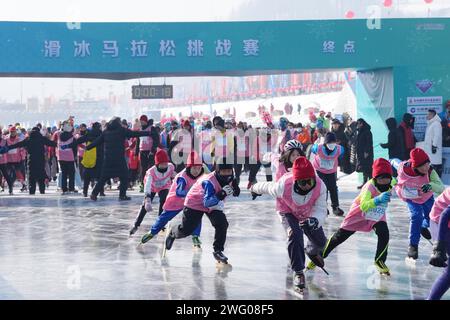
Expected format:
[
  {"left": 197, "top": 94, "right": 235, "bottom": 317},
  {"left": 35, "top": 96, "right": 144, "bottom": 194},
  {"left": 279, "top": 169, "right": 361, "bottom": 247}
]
[
  {"left": 56, "top": 133, "right": 75, "bottom": 162},
  {"left": 0, "top": 140, "right": 8, "bottom": 165},
  {"left": 395, "top": 161, "right": 433, "bottom": 204},
  {"left": 184, "top": 172, "right": 224, "bottom": 213},
  {"left": 163, "top": 169, "right": 198, "bottom": 211},
  {"left": 6, "top": 136, "right": 22, "bottom": 163},
  {"left": 312, "top": 144, "right": 341, "bottom": 174},
  {"left": 279, "top": 173, "right": 322, "bottom": 222},
  {"left": 139, "top": 126, "right": 153, "bottom": 152},
  {"left": 341, "top": 181, "right": 387, "bottom": 232},
  {"left": 430, "top": 188, "right": 450, "bottom": 228},
  {"left": 146, "top": 163, "right": 175, "bottom": 193}
]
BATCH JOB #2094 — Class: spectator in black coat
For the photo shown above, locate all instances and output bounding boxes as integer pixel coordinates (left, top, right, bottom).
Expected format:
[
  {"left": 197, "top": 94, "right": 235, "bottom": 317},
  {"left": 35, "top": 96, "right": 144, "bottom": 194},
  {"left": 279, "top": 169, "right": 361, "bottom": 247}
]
[
  {"left": 332, "top": 118, "right": 352, "bottom": 174},
  {"left": 85, "top": 117, "right": 151, "bottom": 201},
  {"left": 380, "top": 117, "right": 406, "bottom": 160},
  {"left": 355, "top": 118, "right": 374, "bottom": 189},
  {"left": 3, "top": 127, "right": 56, "bottom": 194}
]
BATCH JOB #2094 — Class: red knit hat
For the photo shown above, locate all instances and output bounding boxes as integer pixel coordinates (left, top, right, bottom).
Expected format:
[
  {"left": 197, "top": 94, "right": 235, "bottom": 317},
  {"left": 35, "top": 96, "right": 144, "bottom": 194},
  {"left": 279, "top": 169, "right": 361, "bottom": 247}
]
[
  {"left": 410, "top": 147, "right": 430, "bottom": 168},
  {"left": 139, "top": 115, "right": 148, "bottom": 122},
  {"left": 372, "top": 158, "right": 393, "bottom": 178},
  {"left": 186, "top": 151, "right": 202, "bottom": 167},
  {"left": 9, "top": 126, "right": 16, "bottom": 133},
  {"left": 183, "top": 119, "right": 191, "bottom": 128},
  {"left": 155, "top": 149, "right": 170, "bottom": 165},
  {"left": 292, "top": 156, "right": 315, "bottom": 181}
]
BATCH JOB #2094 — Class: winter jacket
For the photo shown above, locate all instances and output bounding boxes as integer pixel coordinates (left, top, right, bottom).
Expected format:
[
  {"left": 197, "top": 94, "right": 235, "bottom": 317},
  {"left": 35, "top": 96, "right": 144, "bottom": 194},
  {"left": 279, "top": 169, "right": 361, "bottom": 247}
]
[
  {"left": 424, "top": 114, "right": 443, "bottom": 165},
  {"left": 7, "top": 130, "right": 56, "bottom": 179},
  {"left": 380, "top": 118, "right": 406, "bottom": 160},
  {"left": 86, "top": 119, "right": 151, "bottom": 178},
  {"left": 355, "top": 121, "right": 374, "bottom": 172},
  {"left": 399, "top": 113, "right": 417, "bottom": 160}
]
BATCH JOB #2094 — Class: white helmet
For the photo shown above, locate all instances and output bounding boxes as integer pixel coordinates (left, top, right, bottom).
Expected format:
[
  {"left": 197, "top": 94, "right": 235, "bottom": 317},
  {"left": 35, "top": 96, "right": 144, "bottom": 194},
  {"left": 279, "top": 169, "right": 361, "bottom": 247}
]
[{"left": 284, "top": 139, "right": 303, "bottom": 152}]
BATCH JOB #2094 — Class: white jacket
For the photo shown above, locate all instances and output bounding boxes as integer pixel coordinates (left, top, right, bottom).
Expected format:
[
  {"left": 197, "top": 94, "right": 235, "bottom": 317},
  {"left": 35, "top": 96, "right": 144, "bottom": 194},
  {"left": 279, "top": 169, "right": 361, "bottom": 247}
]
[
  {"left": 251, "top": 177, "right": 328, "bottom": 227},
  {"left": 424, "top": 114, "right": 443, "bottom": 165}
]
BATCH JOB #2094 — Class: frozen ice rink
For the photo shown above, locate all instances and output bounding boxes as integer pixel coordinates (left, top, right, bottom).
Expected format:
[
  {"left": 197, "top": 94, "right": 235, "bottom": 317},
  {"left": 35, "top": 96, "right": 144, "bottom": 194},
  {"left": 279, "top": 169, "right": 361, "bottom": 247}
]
[{"left": 0, "top": 173, "right": 448, "bottom": 300}]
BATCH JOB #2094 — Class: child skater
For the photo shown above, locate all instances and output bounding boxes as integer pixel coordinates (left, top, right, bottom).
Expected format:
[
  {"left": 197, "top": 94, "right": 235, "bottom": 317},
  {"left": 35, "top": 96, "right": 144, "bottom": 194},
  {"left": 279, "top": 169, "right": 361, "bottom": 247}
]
[
  {"left": 250, "top": 156, "right": 328, "bottom": 294},
  {"left": 307, "top": 158, "right": 395, "bottom": 275},
  {"left": 164, "top": 159, "right": 240, "bottom": 265},
  {"left": 311, "top": 132, "right": 345, "bottom": 216},
  {"left": 140, "top": 152, "right": 207, "bottom": 247},
  {"left": 391, "top": 148, "right": 444, "bottom": 260},
  {"left": 129, "top": 148, "right": 175, "bottom": 235}
]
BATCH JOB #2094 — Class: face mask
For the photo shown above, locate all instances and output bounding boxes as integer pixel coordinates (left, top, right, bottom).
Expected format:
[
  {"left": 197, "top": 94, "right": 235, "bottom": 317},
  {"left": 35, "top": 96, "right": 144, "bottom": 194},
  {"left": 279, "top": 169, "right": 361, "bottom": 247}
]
[
  {"left": 216, "top": 172, "right": 234, "bottom": 186},
  {"left": 375, "top": 182, "right": 391, "bottom": 193},
  {"left": 157, "top": 166, "right": 168, "bottom": 173},
  {"left": 326, "top": 143, "right": 336, "bottom": 151}
]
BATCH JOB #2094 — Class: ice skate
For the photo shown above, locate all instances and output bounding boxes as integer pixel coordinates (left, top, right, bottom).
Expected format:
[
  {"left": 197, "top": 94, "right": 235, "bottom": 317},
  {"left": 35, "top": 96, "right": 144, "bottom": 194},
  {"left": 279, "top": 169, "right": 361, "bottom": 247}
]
[
  {"left": 192, "top": 235, "right": 202, "bottom": 249},
  {"left": 374, "top": 260, "right": 391, "bottom": 276},
  {"left": 119, "top": 195, "right": 131, "bottom": 201},
  {"left": 306, "top": 253, "right": 329, "bottom": 275},
  {"left": 163, "top": 225, "right": 175, "bottom": 258},
  {"left": 214, "top": 251, "right": 232, "bottom": 271},
  {"left": 421, "top": 228, "right": 433, "bottom": 245},
  {"left": 90, "top": 194, "right": 97, "bottom": 201},
  {"left": 293, "top": 271, "right": 306, "bottom": 295},
  {"left": 332, "top": 207, "right": 344, "bottom": 217},
  {"left": 129, "top": 226, "right": 138, "bottom": 236},
  {"left": 140, "top": 232, "right": 154, "bottom": 244},
  {"left": 405, "top": 245, "right": 418, "bottom": 265}
]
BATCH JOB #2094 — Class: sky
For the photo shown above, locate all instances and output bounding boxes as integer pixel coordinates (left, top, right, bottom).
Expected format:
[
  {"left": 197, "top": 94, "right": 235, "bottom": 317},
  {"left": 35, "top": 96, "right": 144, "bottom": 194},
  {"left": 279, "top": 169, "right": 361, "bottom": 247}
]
[{"left": 0, "top": 0, "right": 449, "bottom": 102}]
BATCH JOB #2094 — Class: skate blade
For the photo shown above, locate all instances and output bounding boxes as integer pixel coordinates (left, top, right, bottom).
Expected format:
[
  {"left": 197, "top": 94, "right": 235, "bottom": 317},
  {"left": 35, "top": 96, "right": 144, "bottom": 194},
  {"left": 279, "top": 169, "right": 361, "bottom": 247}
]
[
  {"left": 405, "top": 257, "right": 417, "bottom": 267},
  {"left": 292, "top": 288, "right": 306, "bottom": 299},
  {"left": 193, "top": 246, "right": 202, "bottom": 251},
  {"left": 216, "top": 262, "right": 232, "bottom": 271}
]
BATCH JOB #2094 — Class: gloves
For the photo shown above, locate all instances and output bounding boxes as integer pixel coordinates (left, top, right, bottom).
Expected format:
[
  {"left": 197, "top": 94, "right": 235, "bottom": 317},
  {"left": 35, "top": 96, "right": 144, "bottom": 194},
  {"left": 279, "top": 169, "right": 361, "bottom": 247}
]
[
  {"left": 429, "top": 241, "right": 448, "bottom": 268},
  {"left": 222, "top": 185, "right": 234, "bottom": 196},
  {"left": 60, "top": 145, "right": 69, "bottom": 150},
  {"left": 144, "top": 197, "right": 153, "bottom": 212},
  {"left": 0, "top": 146, "right": 9, "bottom": 154},
  {"left": 373, "top": 192, "right": 391, "bottom": 206},
  {"left": 300, "top": 217, "right": 320, "bottom": 232},
  {"left": 432, "top": 145, "right": 437, "bottom": 154},
  {"left": 231, "top": 179, "right": 240, "bottom": 197},
  {"left": 421, "top": 184, "right": 432, "bottom": 193}
]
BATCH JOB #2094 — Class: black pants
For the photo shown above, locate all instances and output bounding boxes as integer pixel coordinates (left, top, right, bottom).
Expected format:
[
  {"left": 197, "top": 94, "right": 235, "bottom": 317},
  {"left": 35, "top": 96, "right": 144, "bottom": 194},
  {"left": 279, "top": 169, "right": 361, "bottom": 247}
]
[
  {"left": 433, "top": 164, "right": 443, "bottom": 177},
  {"left": 248, "top": 161, "right": 272, "bottom": 185},
  {"left": 92, "top": 174, "right": 128, "bottom": 198},
  {"left": 317, "top": 171, "right": 339, "bottom": 209},
  {"left": 172, "top": 207, "right": 229, "bottom": 252},
  {"left": 78, "top": 157, "right": 85, "bottom": 181},
  {"left": 128, "top": 169, "right": 139, "bottom": 187},
  {"left": 134, "top": 189, "right": 169, "bottom": 227},
  {"left": 283, "top": 213, "right": 327, "bottom": 272},
  {"left": 139, "top": 151, "right": 154, "bottom": 183},
  {"left": 323, "top": 221, "right": 389, "bottom": 263},
  {"left": 362, "top": 167, "right": 373, "bottom": 184},
  {"left": 59, "top": 160, "right": 75, "bottom": 192},
  {"left": 8, "top": 162, "right": 25, "bottom": 183},
  {"left": 0, "top": 164, "right": 13, "bottom": 192},
  {"left": 83, "top": 168, "right": 103, "bottom": 195},
  {"left": 29, "top": 175, "right": 45, "bottom": 194}
]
